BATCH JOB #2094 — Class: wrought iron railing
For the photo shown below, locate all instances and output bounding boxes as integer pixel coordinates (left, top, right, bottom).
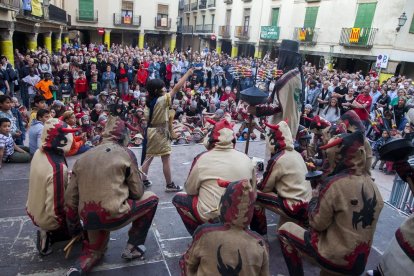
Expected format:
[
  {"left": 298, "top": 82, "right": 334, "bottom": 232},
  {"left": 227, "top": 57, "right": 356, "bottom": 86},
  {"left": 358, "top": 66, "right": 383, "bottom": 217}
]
[
  {"left": 208, "top": 0, "right": 216, "bottom": 8},
  {"left": 191, "top": 2, "right": 198, "bottom": 11},
  {"left": 339, "top": 27, "right": 377, "bottom": 48},
  {"left": 114, "top": 13, "right": 141, "bottom": 26},
  {"left": 195, "top": 24, "right": 214, "bottom": 33},
  {"left": 76, "top": 9, "right": 98, "bottom": 22},
  {"left": 293, "top": 27, "right": 318, "bottom": 45},
  {"left": 155, "top": 17, "right": 172, "bottom": 29},
  {"left": 0, "top": 0, "right": 20, "bottom": 11},
  {"left": 219, "top": 25, "right": 231, "bottom": 38},
  {"left": 182, "top": 25, "right": 194, "bottom": 34},
  {"left": 234, "top": 26, "right": 250, "bottom": 39},
  {"left": 48, "top": 4, "right": 67, "bottom": 24},
  {"left": 199, "top": 0, "right": 207, "bottom": 9},
  {"left": 184, "top": 3, "right": 191, "bottom": 12}
]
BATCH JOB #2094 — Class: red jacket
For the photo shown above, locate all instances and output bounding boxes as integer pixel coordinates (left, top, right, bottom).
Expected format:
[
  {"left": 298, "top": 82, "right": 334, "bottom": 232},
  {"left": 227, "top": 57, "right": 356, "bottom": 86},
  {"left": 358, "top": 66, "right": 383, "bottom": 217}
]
[
  {"left": 166, "top": 63, "right": 173, "bottom": 81},
  {"left": 75, "top": 78, "right": 88, "bottom": 94},
  {"left": 137, "top": 68, "right": 148, "bottom": 86}
]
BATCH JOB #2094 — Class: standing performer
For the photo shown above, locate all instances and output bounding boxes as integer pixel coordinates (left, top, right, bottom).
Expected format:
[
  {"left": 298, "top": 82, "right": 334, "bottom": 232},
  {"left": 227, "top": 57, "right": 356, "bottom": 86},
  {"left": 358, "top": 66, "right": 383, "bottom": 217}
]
[
  {"left": 141, "top": 68, "right": 194, "bottom": 192},
  {"left": 368, "top": 158, "right": 414, "bottom": 275},
  {"left": 180, "top": 179, "right": 269, "bottom": 276},
  {"left": 172, "top": 118, "right": 256, "bottom": 235},
  {"left": 65, "top": 116, "right": 159, "bottom": 275},
  {"left": 248, "top": 40, "right": 304, "bottom": 139},
  {"left": 278, "top": 131, "right": 383, "bottom": 276},
  {"left": 26, "top": 118, "right": 78, "bottom": 256},
  {"left": 250, "top": 121, "right": 311, "bottom": 235}
]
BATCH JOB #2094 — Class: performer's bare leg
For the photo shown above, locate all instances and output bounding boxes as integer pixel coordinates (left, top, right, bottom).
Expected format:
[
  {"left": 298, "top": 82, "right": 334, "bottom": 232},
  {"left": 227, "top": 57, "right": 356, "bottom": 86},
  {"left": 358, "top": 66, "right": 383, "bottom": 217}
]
[
  {"left": 161, "top": 155, "right": 172, "bottom": 184},
  {"left": 141, "top": 157, "right": 154, "bottom": 181}
]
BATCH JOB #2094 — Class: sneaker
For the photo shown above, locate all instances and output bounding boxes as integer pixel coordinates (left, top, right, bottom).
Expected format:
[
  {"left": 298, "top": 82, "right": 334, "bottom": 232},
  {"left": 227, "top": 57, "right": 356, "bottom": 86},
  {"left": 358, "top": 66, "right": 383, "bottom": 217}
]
[
  {"left": 121, "top": 244, "right": 146, "bottom": 260},
  {"left": 36, "top": 230, "right": 52, "bottom": 256},
  {"left": 66, "top": 267, "right": 82, "bottom": 276},
  {"left": 143, "top": 180, "right": 152, "bottom": 188},
  {"left": 165, "top": 182, "right": 183, "bottom": 193}
]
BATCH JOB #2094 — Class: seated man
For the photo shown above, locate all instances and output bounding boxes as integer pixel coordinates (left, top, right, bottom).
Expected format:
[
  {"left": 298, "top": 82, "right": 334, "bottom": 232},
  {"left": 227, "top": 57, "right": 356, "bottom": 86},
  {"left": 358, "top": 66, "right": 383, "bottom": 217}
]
[
  {"left": 26, "top": 118, "right": 78, "bottom": 255},
  {"left": 65, "top": 115, "right": 159, "bottom": 275},
  {"left": 250, "top": 121, "right": 311, "bottom": 235},
  {"left": 180, "top": 179, "right": 269, "bottom": 276},
  {"left": 172, "top": 118, "right": 256, "bottom": 235},
  {"left": 278, "top": 131, "right": 384, "bottom": 276}
]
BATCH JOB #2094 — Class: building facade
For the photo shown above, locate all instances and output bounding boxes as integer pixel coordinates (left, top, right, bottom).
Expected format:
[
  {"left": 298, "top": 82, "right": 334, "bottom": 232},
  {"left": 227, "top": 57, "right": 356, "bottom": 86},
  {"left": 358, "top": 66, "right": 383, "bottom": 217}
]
[
  {"left": 0, "top": 0, "right": 69, "bottom": 64},
  {"left": 66, "top": 0, "right": 180, "bottom": 50},
  {"left": 179, "top": 0, "right": 414, "bottom": 77}
]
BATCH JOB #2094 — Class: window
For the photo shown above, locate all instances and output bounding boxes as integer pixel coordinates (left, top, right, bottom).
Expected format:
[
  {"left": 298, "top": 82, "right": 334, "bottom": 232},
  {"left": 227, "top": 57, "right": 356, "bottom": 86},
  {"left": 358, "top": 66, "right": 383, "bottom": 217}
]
[
  {"left": 121, "top": 0, "right": 133, "bottom": 24},
  {"left": 225, "top": 10, "right": 231, "bottom": 26},
  {"left": 304, "top": 6, "right": 319, "bottom": 28},
  {"left": 244, "top": 9, "right": 250, "bottom": 27},
  {"left": 157, "top": 4, "right": 169, "bottom": 18},
  {"left": 354, "top": 3, "right": 377, "bottom": 28},
  {"left": 410, "top": 15, "right": 414, "bottom": 34},
  {"left": 202, "top": 15, "right": 205, "bottom": 26},
  {"left": 271, "top": 8, "right": 279, "bottom": 26},
  {"left": 212, "top": 14, "right": 215, "bottom": 26},
  {"left": 79, "top": 0, "right": 94, "bottom": 20}
]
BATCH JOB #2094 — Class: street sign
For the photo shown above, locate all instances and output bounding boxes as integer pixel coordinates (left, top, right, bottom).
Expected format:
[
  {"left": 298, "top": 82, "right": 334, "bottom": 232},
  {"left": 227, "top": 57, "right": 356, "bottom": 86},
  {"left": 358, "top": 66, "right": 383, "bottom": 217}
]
[
  {"left": 349, "top": 28, "right": 361, "bottom": 43},
  {"left": 98, "top": 28, "right": 105, "bottom": 35},
  {"left": 376, "top": 54, "right": 389, "bottom": 69},
  {"left": 260, "top": 26, "right": 280, "bottom": 40}
]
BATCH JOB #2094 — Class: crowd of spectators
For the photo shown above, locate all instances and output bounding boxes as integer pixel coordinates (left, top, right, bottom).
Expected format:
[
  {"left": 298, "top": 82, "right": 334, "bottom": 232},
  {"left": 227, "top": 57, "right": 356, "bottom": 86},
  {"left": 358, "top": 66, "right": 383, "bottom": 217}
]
[{"left": 0, "top": 42, "right": 413, "bottom": 176}]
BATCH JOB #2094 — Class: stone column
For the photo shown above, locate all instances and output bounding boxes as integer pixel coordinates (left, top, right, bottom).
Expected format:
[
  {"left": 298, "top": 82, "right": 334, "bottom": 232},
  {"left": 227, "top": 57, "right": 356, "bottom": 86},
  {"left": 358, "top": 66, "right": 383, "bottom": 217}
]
[
  {"left": 138, "top": 33, "right": 145, "bottom": 49},
  {"left": 216, "top": 40, "right": 222, "bottom": 54},
  {"left": 104, "top": 29, "right": 111, "bottom": 49},
  {"left": 53, "top": 32, "right": 62, "bottom": 52},
  {"left": 170, "top": 33, "right": 177, "bottom": 52},
  {"left": 27, "top": 33, "right": 38, "bottom": 52},
  {"left": 254, "top": 45, "right": 262, "bottom": 58},
  {"left": 0, "top": 30, "right": 14, "bottom": 65},
  {"left": 44, "top": 32, "right": 52, "bottom": 53},
  {"left": 231, "top": 43, "right": 238, "bottom": 58}
]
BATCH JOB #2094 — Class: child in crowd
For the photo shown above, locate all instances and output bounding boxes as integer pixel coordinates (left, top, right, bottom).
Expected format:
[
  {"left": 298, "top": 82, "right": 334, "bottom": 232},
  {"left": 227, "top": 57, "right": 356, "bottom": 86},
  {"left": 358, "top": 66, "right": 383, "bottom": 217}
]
[
  {"left": 0, "top": 118, "right": 31, "bottom": 169},
  {"left": 74, "top": 71, "right": 88, "bottom": 108},
  {"left": 60, "top": 76, "right": 73, "bottom": 104}
]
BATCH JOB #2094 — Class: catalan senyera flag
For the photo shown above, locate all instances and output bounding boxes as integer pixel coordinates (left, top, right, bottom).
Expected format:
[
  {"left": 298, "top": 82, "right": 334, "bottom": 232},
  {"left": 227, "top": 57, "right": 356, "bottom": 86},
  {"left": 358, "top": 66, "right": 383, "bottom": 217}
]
[
  {"left": 349, "top": 28, "right": 361, "bottom": 43},
  {"left": 299, "top": 28, "right": 307, "bottom": 41}
]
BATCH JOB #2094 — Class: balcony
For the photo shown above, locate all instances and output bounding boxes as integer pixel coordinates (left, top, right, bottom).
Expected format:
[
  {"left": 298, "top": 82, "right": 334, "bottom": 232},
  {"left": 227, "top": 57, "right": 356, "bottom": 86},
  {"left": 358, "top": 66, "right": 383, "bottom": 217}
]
[
  {"left": 293, "top": 27, "right": 318, "bottom": 45},
  {"left": 182, "top": 25, "right": 194, "bottom": 34},
  {"left": 219, "top": 25, "right": 231, "bottom": 38},
  {"left": 155, "top": 17, "right": 172, "bottom": 30},
  {"left": 191, "top": 2, "right": 198, "bottom": 11},
  {"left": 199, "top": 0, "right": 207, "bottom": 9},
  {"left": 208, "top": 0, "right": 216, "bottom": 8},
  {"left": 339, "top": 27, "right": 377, "bottom": 49},
  {"left": 224, "top": 0, "right": 233, "bottom": 3},
  {"left": 48, "top": 4, "right": 67, "bottom": 24},
  {"left": 113, "top": 13, "right": 141, "bottom": 27},
  {"left": 184, "top": 4, "right": 191, "bottom": 13},
  {"left": 0, "top": 0, "right": 20, "bottom": 11},
  {"left": 234, "top": 26, "right": 250, "bottom": 39},
  {"left": 76, "top": 9, "right": 98, "bottom": 23},
  {"left": 179, "top": 0, "right": 185, "bottom": 10},
  {"left": 195, "top": 24, "right": 214, "bottom": 33}
]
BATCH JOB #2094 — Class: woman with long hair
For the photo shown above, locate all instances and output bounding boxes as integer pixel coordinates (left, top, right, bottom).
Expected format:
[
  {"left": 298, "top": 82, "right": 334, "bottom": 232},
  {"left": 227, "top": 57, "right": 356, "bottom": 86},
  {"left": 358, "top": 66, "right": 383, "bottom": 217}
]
[
  {"left": 321, "top": 97, "right": 341, "bottom": 123},
  {"left": 141, "top": 68, "right": 194, "bottom": 192}
]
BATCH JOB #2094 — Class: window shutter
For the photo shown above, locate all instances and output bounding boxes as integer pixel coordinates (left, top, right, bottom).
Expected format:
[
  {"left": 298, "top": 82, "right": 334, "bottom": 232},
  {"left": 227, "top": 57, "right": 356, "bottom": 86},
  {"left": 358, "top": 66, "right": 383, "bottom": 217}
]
[
  {"left": 410, "top": 15, "right": 414, "bottom": 34},
  {"left": 271, "top": 8, "right": 279, "bottom": 26},
  {"left": 354, "top": 3, "right": 377, "bottom": 28},
  {"left": 304, "top": 7, "right": 319, "bottom": 28},
  {"left": 122, "top": 1, "right": 134, "bottom": 11},
  {"left": 158, "top": 4, "right": 169, "bottom": 15}
]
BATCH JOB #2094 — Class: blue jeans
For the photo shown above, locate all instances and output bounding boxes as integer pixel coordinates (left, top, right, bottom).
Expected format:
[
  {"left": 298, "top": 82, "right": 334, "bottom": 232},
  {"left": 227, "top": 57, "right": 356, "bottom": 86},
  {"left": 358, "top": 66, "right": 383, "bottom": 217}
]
[
  {"left": 76, "top": 144, "right": 91, "bottom": 155},
  {"left": 118, "top": 82, "right": 129, "bottom": 97},
  {"left": 398, "top": 118, "right": 408, "bottom": 131},
  {"left": 20, "top": 83, "right": 30, "bottom": 109}
]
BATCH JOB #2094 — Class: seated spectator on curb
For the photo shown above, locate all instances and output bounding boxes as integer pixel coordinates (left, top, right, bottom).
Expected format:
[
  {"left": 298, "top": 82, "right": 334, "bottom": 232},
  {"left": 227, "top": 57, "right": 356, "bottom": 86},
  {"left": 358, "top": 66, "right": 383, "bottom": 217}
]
[{"left": 0, "top": 118, "right": 31, "bottom": 168}]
